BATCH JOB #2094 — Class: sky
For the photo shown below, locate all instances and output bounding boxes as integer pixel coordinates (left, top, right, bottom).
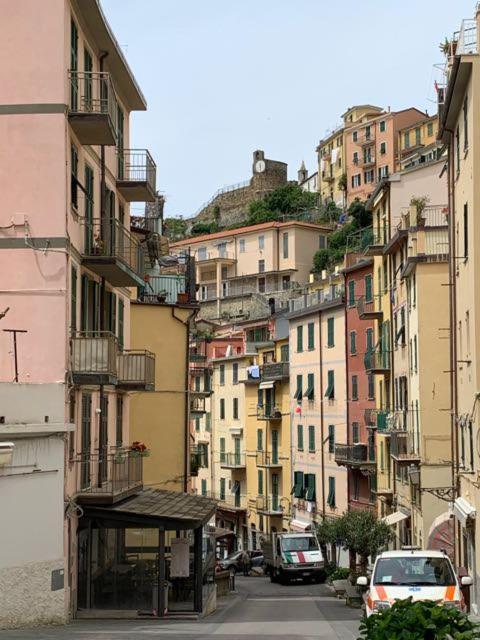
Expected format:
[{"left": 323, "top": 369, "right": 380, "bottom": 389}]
[{"left": 101, "top": 0, "right": 472, "bottom": 219}]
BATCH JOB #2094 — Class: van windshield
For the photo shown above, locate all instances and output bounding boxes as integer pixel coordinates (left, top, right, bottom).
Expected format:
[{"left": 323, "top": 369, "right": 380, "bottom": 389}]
[
  {"left": 281, "top": 537, "right": 319, "bottom": 552},
  {"left": 373, "top": 556, "right": 456, "bottom": 586}
]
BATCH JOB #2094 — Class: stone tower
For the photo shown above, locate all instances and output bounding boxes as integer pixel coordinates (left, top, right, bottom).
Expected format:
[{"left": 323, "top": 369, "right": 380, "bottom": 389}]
[{"left": 298, "top": 160, "right": 308, "bottom": 183}]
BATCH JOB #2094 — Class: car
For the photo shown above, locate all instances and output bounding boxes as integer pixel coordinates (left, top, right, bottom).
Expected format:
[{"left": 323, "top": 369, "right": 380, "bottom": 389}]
[
  {"left": 218, "top": 550, "right": 264, "bottom": 573},
  {"left": 357, "top": 549, "right": 473, "bottom": 617}
]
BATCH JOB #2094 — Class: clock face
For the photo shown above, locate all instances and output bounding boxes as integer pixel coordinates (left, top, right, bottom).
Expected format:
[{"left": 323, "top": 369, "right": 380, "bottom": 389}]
[{"left": 255, "top": 160, "right": 266, "bottom": 173}]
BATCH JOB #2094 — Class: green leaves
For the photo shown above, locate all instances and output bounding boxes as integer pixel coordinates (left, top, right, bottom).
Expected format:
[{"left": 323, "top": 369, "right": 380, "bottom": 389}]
[
  {"left": 359, "top": 598, "right": 480, "bottom": 640},
  {"left": 246, "top": 183, "right": 317, "bottom": 225}
]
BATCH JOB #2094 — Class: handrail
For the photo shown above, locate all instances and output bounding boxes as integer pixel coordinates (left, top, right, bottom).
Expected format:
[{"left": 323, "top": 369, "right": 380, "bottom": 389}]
[{"left": 68, "top": 70, "right": 117, "bottom": 132}]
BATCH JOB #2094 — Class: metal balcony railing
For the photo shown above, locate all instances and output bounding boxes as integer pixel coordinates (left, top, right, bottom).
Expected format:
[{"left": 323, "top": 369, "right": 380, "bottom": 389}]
[
  {"left": 71, "top": 331, "right": 118, "bottom": 385},
  {"left": 256, "top": 495, "right": 283, "bottom": 514},
  {"left": 220, "top": 452, "right": 246, "bottom": 469},
  {"left": 334, "top": 443, "right": 375, "bottom": 466},
  {"left": 256, "top": 405, "right": 283, "bottom": 421},
  {"left": 219, "top": 493, "right": 247, "bottom": 509},
  {"left": 83, "top": 217, "right": 144, "bottom": 284},
  {"left": 117, "top": 350, "right": 155, "bottom": 391},
  {"left": 364, "top": 349, "right": 391, "bottom": 373},
  {"left": 256, "top": 451, "right": 281, "bottom": 467},
  {"left": 68, "top": 71, "right": 117, "bottom": 145},
  {"left": 73, "top": 450, "right": 143, "bottom": 504},
  {"left": 355, "top": 131, "right": 376, "bottom": 146},
  {"left": 455, "top": 19, "right": 477, "bottom": 55},
  {"left": 357, "top": 295, "right": 383, "bottom": 320},
  {"left": 390, "top": 430, "right": 421, "bottom": 462},
  {"left": 117, "top": 149, "right": 157, "bottom": 202},
  {"left": 260, "top": 362, "right": 289, "bottom": 381}
]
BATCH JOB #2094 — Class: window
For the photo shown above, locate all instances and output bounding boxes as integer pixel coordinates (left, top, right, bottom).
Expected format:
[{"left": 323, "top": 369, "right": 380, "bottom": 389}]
[
  {"left": 258, "top": 235, "right": 264, "bottom": 250},
  {"left": 239, "top": 238, "right": 245, "bottom": 253},
  {"left": 282, "top": 232, "right": 289, "bottom": 259},
  {"left": 427, "top": 121, "right": 434, "bottom": 137},
  {"left": 327, "top": 477, "right": 336, "bottom": 508},
  {"left": 232, "top": 362, "right": 238, "bottom": 384},
  {"left": 257, "top": 428, "right": 263, "bottom": 451},
  {"left": 71, "top": 145, "right": 79, "bottom": 209},
  {"left": 297, "top": 424, "right": 304, "bottom": 450},
  {"left": 352, "top": 174, "right": 361, "bottom": 188},
  {"left": 282, "top": 275, "right": 290, "bottom": 290},
  {"left": 71, "top": 264, "right": 77, "bottom": 331},
  {"left": 456, "top": 127, "right": 460, "bottom": 173},
  {"left": 364, "top": 169, "right": 374, "bottom": 184},
  {"left": 218, "top": 242, "right": 227, "bottom": 258},
  {"left": 307, "top": 322, "right": 315, "bottom": 350},
  {"left": 293, "top": 374, "right": 303, "bottom": 402},
  {"left": 404, "top": 131, "right": 410, "bottom": 149},
  {"left": 305, "top": 474, "right": 316, "bottom": 501},
  {"left": 297, "top": 325, "right": 303, "bottom": 352},
  {"left": 348, "top": 280, "right": 355, "bottom": 307},
  {"left": 353, "top": 474, "right": 360, "bottom": 501},
  {"left": 415, "top": 127, "right": 421, "bottom": 146},
  {"left": 220, "top": 399, "right": 225, "bottom": 420},
  {"left": 352, "top": 422, "right": 359, "bottom": 444},
  {"left": 201, "top": 479, "right": 207, "bottom": 496},
  {"left": 258, "top": 277, "right": 265, "bottom": 293},
  {"left": 350, "top": 331, "right": 357, "bottom": 355},
  {"left": 353, "top": 131, "right": 358, "bottom": 142},
  {"left": 365, "top": 125, "right": 371, "bottom": 140},
  {"left": 258, "top": 470, "right": 264, "bottom": 495},
  {"left": 378, "top": 165, "right": 389, "bottom": 180},
  {"left": 118, "top": 298, "right": 124, "bottom": 349},
  {"left": 197, "top": 247, "right": 206, "bottom": 261},
  {"left": 280, "top": 344, "right": 289, "bottom": 362},
  {"left": 379, "top": 120, "right": 386, "bottom": 133},
  {"left": 219, "top": 364, "right": 225, "bottom": 385},
  {"left": 116, "top": 395, "right": 123, "bottom": 447},
  {"left": 353, "top": 151, "right": 359, "bottom": 164},
  {"left": 205, "top": 413, "right": 211, "bottom": 431},
  {"left": 305, "top": 373, "right": 314, "bottom": 400},
  {"left": 351, "top": 375, "right": 358, "bottom": 401},
  {"left": 328, "top": 425, "right": 335, "bottom": 453},
  {"left": 308, "top": 425, "right": 315, "bottom": 452},
  {"left": 194, "top": 376, "right": 201, "bottom": 392},
  {"left": 258, "top": 259, "right": 265, "bottom": 273},
  {"left": 233, "top": 397, "right": 239, "bottom": 420},
  {"left": 414, "top": 335, "right": 418, "bottom": 372},
  {"left": 325, "top": 370, "right": 335, "bottom": 399},
  {"left": 220, "top": 437, "right": 225, "bottom": 463},
  {"left": 368, "top": 373, "right": 375, "bottom": 400},
  {"left": 220, "top": 478, "right": 226, "bottom": 501},
  {"left": 327, "top": 317, "right": 334, "bottom": 347},
  {"left": 319, "top": 235, "right": 327, "bottom": 249},
  {"left": 464, "top": 95, "right": 469, "bottom": 151},
  {"left": 365, "top": 274, "right": 373, "bottom": 302},
  {"left": 464, "top": 203, "right": 469, "bottom": 258},
  {"left": 195, "top": 417, "right": 200, "bottom": 432},
  {"left": 293, "top": 471, "right": 304, "bottom": 498}
]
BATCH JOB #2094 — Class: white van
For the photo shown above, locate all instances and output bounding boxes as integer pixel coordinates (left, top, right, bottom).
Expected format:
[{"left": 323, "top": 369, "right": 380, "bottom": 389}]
[{"left": 357, "top": 550, "right": 472, "bottom": 617}]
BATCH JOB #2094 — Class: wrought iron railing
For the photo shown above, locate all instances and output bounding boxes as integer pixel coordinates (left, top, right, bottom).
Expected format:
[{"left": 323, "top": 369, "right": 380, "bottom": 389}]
[
  {"left": 84, "top": 217, "right": 143, "bottom": 275},
  {"left": 390, "top": 430, "right": 420, "bottom": 461},
  {"left": 256, "top": 450, "right": 281, "bottom": 466},
  {"left": 334, "top": 443, "right": 374, "bottom": 465},
  {"left": 117, "top": 149, "right": 156, "bottom": 193},
  {"left": 74, "top": 450, "right": 142, "bottom": 496},
  {"left": 68, "top": 70, "right": 117, "bottom": 131},
  {"left": 364, "top": 349, "right": 391, "bottom": 372},
  {"left": 220, "top": 453, "right": 246, "bottom": 468},
  {"left": 260, "top": 362, "right": 289, "bottom": 381},
  {"left": 256, "top": 405, "right": 282, "bottom": 420},
  {"left": 71, "top": 331, "right": 118, "bottom": 380}
]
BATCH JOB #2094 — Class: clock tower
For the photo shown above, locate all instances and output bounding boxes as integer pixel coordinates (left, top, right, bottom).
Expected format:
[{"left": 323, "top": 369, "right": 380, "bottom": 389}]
[{"left": 252, "top": 149, "right": 266, "bottom": 175}]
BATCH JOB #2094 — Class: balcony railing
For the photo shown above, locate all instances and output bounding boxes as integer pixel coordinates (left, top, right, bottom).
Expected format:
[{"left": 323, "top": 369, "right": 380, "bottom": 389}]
[
  {"left": 68, "top": 71, "right": 117, "bottom": 145},
  {"left": 117, "top": 149, "right": 157, "bottom": 202},
  {"left": 355, "top": 131, "right": 376, "bottom": 146},
  {"left": 256, "top": 451, "right": 281, "bottom": 467},
  {"left": 220, "top": 452, "right": 246, "bottom": 469},
  {"left": 455, "top": 19, "right": 477, "bottom": 55},
  {"left": 260, "top": 362, "right": 289, "bottom": 381},
  {"left": 364, "top": 225, "right": 389, "bottom": 254},
  {"left": 256, "top": 495, "right": 283, "bottom": 514},
  {"left": 83, "top": 217, "right": 144, "bottom": 287},
  {"left": 256, "top": 405, "right": 283, "bottom": 421},
  {"left": 357, "top": 295, "right": 383, "bottom": 321},
  {"left": 334, "top": 443, "right": 375, "bottom": 467},
  {"left": 390, "top": 430, "right": 421, "bottom": 463},
  {"left": 73, "top": 450, "right": 143, "bottom": 504},
  {"left": 117, "top": 350, "right": 155, "bottom": 391},
  {"left": 71, "top": 331, "right": 118, "bottom": 385},
  {"left": 364, "top": 349, "right": 391, "bottom": 374},
  {"left": 190, "top": 395, "right": 206, "bottom": 414},
  {"left": 219, "top": 493, "right": 247, "bottom": 510}
]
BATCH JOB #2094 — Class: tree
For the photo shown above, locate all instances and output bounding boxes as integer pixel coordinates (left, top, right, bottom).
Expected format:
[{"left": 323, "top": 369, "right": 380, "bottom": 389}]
[
  {"left": 316, "top": 518, "right": 340, "bottom": 567},
  {"left": 190, "top": 221, "right": 218, "bottom": 236},
  {"left": 348, "top": 198, "right": 371, "bottom": 228},
  {"left": 340, "top": 510, "right": 393, "bottom": 573},
  {"left": 313, "top": 249, "right": 330, "bottom": 273},
  {"left": 247, "top": 183, "right": 317, "bottom": 225},
  {"left": 164, "top": 217, "right": 187, "bottom": 241}
]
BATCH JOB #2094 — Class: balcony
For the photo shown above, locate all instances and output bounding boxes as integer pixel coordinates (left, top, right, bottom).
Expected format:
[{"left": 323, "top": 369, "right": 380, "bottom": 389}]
[
  {"left": 365, "top": 225, "right": 389, "bottom": 255},
  {"left": 71, "top": 331, "right": 118, "bottom": 385},
  {"left": 256, "top": 451, "right": 282, "bottom": 468},
  {"left": 356, "top": 131, "right": 376, "bottom": 146},
  {"left": 261, "top": 362, "right": 289, "bottom": 381},
  {"left": 189, "top": 348, "right": 207, "bottom": 362},
  {"left": 197, "top": 250, "right": 236, "bottom": 263},
  {"left": 218, "top": 493, "right": 247, "bottom": 511},
  {"left": 334, "top": 443, "right": 375, "bottom": 467},
  {"left": 190, "top": 394, "right": 206, "bottom": 415},
  {"left": 68, "top": 71, "right": 117, "bottom": 145},
  {"left": 83, "top": 217, "right": 144, "bottom": 287},
  {"left": 390, "top": 431, "right": 421, "bottom": 463},
  {"left": 220, "top": 452, "right": 246, "bottom": 469},
  {"left": 117, "top": 149, "right": 156, "bottom": 202},
  {"left": 256, "top": 495, "right": 283, "bottom": 515},
  {"left": 323, "top": 173, "right": 335, "bottom": 182},
  {"left": 256, "top": 405, "right": 283, "bottom": 421},
  {"left": 117, "top": 350, "right": 155, "bottom": 391},
  {"left": 73, "top": 450, "right": 143, "bottom": 505},
  {"left": 357, "top": 296, "right": 383, "bottom": 321},
  {"left": 364, "top": 349, "right": 391, "bottom": 374},
  {"left": 356, "top": 156, "right": 375, "bottom": 168}
]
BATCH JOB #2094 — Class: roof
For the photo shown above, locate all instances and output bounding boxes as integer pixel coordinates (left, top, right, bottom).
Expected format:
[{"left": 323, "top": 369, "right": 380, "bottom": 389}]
[
  {"left": 341, "top": 104, "right": 384, "bottom": 118},
  {"left": 84, "top": 488, "right": 217, "bottom": 530},
  {"left": 171, "top": 221, "right": 332, "bottom": 247},
  {"left": 286, "top": 297, "right": 344, "bottom": 321},
  {"left": 397, "top": 114, "right": 438, "bottom": 133},
  {"left": 341, "top": 258, "right": 374, "bottom": 274},
  {"left": 76, "top": 0, "right": 147, "bottom": 111},
  {"left": 378, "top": 550, "right": 447, "bottom": 559}
]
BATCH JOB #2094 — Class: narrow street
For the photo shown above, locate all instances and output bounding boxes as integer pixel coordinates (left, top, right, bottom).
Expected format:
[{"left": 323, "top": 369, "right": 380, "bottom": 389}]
[{"left": 0, "top": 577, "right": 362, "bottom": 639}]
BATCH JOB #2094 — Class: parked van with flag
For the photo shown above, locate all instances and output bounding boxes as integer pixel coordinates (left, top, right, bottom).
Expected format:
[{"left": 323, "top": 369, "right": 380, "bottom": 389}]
[
  {"left": 357, "top": 550, "right": 472, "bottom": 617},
  {"left": 262, "top": 532, "right": 324, "bottom": 583}
]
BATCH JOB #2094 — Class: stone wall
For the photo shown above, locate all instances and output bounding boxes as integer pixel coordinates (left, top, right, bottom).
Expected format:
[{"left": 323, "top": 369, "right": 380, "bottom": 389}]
[{"left": 197, "top": 289, "right": 302, "bottom": 322}]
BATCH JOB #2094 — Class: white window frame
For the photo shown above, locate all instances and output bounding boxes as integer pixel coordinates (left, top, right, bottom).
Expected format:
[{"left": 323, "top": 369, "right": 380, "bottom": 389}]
[
  {"left": 239, "top": 238, "right": 246, "bottom": 253},
  {"left": 258, "top": 235, "right": 265, "bottom": 250}
]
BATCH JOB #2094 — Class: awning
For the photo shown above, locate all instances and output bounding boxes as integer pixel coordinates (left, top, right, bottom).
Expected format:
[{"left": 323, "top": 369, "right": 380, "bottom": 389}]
[
  {"left": 453, "top": 497, "right": 476, "bottom": 526},
  {"left": 290, "top": 519, "right": 312, "bottom": 531},
  {"left": 259, "top": 381, "right": 275, "bottom": 390},
  {"left": 383, "top": 511, "right": 409, "bottom": 526}
]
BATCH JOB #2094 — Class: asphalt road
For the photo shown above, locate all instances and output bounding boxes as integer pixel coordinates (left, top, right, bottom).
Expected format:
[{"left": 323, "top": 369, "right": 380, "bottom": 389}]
[{"left": 0, "top": 576, "right": 362, "bottom": 639}]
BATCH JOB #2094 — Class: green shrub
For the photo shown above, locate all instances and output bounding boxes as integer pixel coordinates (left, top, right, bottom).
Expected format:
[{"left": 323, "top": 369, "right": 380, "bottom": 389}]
[
  {"left": 328, "top": 567, "right": 350, "bottom": 582},
  {"left": 359, "top": 598, "right": 479, "bottom": 640}
]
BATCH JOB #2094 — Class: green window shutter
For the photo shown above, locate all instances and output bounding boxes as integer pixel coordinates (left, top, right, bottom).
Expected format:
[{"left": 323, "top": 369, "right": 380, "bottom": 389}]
[
  {"left": 348, "top": 280, "right": 355, "bottom": 306},
  {"left": 306, "top": 373, "right": 314, "bottom": 400},
  {"left": 220, "top": 438, "right": 225, "bottom": 463},
  {"left": 80, "top": 275, "right": 89, "bottom": 332},
  {"left": 294, "top": 374, "right": 303, "bottom": 401},
  {"left": 195, "top": 376, "right": 201, "bottom": 391},
  {"left": 271, "top": 429, "right": 279, "bottom": 464},
  {"left": 328, "top": 425, "right": 335, "bottom": 453},
  {"left": 195, "top": 417, "right": 200, "bottom": 432},
  {"left": 281, "top": 344, "right": 289, "bottom": 362},
  {"left": 257, "top": 388, "right": 263, "bottom": 407},
  {"left": 233, "top": 397, "right": 238, "bottom": 419},
  {"left": 258, "top": 470, "right": 264, "bottom": 495},
  {"left": 325, "top": 370, "right": 335, "bottom": 399},
  {"left": 71, "top": 265, "right": 77, "bottom": 332},
  {"left": 232, "top": 363, "right": 238, "bottom": 384},
  {"left": 297, "top": 325, "right": 303, "bottom": 352},
  {"left": 308, "top": 425, "right": 315, "bottom": 452},
  {"left": 219, "top": 364, "right": 225, "bottom": 385},
  {"left": 110, "top": 293, "right": 117, "bottom": 335},
  {"left": 257, "top": 429, "right": 263, "bottom": 451},
  {"left": 365, "top": 274, "right": 373, "bottom": 302},
  {"left": 201, "top": 479, "right": 207, "bottom": 496},
  {"left": 297, "top": 424, "right": 304, "bottom": 450},
  {"left": 307, "top": 322, "right": 314, "bottom": 350},
  {"left": 352, "top": 422, "right": 359, "bottom": 443},
  {"left": 368, "top": 374, "right": 375, "bottom": 400},
  {"left": 220, "top": 478, "right": 225, "bottom": 500},
  {"left": 327, "top": 476, "right": 336, "bottom": 507},
  {"left": 205, "top": 413, "right": 211, "bottom": 431},
  {"left": 118, "top": 298, "right": 124, "bottom": 348},
  {"left": 305, "top": 473, "right": 316, "bottom": 501},
  {"left": 292, "top": 471, "right": 304, "bottom": 498},
  {"left": 366, "top": 328, "right": 373, "bottom": 353},
  {"left": 220, "top": 399, "right": 225, "bottom": 419},
  {"left": 327, "top": 317, "right": 334, "bottom": 347},
  {"left": 352, "top": 375, "right": 358, "bottom": 400},
  {"left": 350, "top": 331, "right": 356, "bottom": 355}
]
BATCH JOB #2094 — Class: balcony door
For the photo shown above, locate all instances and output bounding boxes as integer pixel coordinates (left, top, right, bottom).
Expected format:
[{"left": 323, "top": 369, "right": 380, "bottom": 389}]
[
  {"left": 271, "top": 430, "right": 279, "bottom": 464},
  {"left": 98, "top": 395, "right": 109, "bottom": 485},
  {"left": 272, "top": 473, "right": 279, "bottom": 510},
  {"left": 80, "top": 394, "right": 92, "bottom": 489}
]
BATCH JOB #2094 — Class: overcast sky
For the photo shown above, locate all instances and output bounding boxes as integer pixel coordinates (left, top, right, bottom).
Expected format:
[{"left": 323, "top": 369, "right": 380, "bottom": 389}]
[{"left": 102, "top": 0, "right": 472, "bottom": 219}]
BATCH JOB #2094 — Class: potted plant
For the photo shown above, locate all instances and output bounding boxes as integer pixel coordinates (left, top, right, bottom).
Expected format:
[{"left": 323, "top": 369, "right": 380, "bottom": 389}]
[
  {"left": 177, "top": 291, "right": 189, "bottom": 304},
  {"left": 410, "top": 195, "right": 430, "bottom": 227},
  {"left": 156, "top": 289, "right": 168, "bottom": 303},
  {"left": 130, "top": 441, "right": 150, "bottom": 457}
]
